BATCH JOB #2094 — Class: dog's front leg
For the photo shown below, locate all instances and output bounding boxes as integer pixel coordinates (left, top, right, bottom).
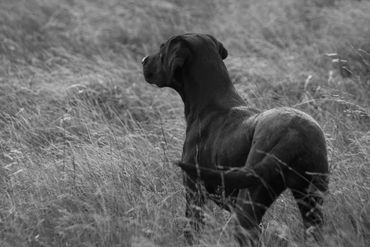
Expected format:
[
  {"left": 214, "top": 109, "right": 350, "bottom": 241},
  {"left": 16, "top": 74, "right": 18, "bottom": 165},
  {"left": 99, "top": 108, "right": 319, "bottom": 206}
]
[{"left": 183, "top": 172, "right": 205, "bottom": 245}]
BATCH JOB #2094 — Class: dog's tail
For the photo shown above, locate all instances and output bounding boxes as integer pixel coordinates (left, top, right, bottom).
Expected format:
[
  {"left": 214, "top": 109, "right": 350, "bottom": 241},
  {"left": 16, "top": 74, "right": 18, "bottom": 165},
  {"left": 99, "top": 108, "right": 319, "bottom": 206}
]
[{"left": 175, "top": 162, "right": 262, "bottom": 189}]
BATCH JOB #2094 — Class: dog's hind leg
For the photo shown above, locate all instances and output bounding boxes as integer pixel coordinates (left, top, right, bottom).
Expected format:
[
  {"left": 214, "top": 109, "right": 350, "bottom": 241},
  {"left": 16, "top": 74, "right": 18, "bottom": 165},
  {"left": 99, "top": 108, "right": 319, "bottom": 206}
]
[
  {"left": 291, "top": 180, "right": 327, "bottom": 243},
  {"left": 233, "top": 177, "right": 286, "bottom": 246},
  {"left": 230, "top": 132, "right": 304, "bottom": 246}
]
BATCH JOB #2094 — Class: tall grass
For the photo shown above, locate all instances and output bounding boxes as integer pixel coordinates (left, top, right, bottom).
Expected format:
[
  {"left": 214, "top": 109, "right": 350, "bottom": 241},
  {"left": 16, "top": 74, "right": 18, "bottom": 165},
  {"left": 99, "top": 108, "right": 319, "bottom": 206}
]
[{"left": 0, "top": 0, "right": 369, "bottom": 246}]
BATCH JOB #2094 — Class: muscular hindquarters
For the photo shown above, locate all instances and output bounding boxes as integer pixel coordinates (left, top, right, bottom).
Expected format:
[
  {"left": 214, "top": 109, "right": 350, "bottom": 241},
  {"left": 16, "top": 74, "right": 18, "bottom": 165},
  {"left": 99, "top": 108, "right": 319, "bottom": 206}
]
[{"left": 233, "top": 125, "right": 328, "bottom": 231}]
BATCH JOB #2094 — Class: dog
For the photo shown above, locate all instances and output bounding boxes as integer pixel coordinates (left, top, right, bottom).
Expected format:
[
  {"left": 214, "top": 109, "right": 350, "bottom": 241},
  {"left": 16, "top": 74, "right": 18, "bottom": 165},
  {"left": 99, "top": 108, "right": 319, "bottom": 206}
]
[{"left": 142, "top": 33, "right": 329, "bottom": 245}]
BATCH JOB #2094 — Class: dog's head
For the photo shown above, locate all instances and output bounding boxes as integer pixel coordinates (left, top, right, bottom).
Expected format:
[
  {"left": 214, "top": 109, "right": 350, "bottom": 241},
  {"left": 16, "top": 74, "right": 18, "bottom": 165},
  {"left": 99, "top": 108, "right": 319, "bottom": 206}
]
[{"left": 142, "top": 33, "right": 228, "bottom": 89}]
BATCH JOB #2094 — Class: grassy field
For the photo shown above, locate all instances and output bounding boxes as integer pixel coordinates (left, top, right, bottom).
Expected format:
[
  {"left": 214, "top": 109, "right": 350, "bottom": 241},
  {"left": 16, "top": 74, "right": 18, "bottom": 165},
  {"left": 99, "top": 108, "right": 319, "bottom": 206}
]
[{"left": 0, "top": 0, "right": 369, "bottom": 246}]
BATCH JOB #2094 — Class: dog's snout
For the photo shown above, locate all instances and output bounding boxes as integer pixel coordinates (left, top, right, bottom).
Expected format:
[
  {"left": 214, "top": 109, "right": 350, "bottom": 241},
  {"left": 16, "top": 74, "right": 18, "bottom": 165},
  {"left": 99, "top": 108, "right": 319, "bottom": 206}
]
[{"left": 142, "top": 56, "right": 149, "bottom": 65}]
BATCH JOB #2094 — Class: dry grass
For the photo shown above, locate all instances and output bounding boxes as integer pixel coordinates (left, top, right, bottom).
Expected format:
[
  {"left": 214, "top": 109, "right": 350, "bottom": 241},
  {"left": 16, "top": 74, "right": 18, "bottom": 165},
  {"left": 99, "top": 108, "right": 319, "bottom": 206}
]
[{"left": 0, "top": 0, "right": 369, "bottom": 246}]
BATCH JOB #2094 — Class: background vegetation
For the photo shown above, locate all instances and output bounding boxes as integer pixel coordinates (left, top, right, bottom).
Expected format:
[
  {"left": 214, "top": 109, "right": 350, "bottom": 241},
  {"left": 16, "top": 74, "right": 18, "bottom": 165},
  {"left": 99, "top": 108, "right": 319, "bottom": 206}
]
[{"left": 0, "top": 0, "right": 369, "bottom": 246}]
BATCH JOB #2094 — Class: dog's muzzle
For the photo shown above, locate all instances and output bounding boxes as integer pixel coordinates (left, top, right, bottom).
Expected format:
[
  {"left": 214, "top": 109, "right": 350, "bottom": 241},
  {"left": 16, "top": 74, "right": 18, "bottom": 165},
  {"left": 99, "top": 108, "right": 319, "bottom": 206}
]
[{"left": 142, "top": 56, "right": 149, "bottom": 65}]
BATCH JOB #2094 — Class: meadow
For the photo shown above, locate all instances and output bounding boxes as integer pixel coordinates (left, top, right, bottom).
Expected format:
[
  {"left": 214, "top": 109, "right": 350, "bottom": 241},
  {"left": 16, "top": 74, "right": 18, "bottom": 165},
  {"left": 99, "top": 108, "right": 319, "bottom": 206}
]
[{"left": 0, "top": 0, "right": 369, "bottom": 246}]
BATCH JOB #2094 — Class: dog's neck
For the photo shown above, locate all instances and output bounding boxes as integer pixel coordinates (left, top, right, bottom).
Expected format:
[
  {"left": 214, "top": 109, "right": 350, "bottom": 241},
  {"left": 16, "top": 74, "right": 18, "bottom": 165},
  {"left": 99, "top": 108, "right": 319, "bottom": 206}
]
[{"left": 175, "top": 59, "right": 246, "bottom": 124}]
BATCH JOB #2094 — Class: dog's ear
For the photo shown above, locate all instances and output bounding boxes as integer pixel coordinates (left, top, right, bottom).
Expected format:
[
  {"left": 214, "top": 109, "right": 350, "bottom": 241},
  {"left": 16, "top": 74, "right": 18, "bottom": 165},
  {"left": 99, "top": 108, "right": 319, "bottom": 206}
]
[
  {"left": 206, "top": 34, "right": 228, "bottom": 60},
  {"left": 166, "top": 38, "right": 191, "bottom": 81}
]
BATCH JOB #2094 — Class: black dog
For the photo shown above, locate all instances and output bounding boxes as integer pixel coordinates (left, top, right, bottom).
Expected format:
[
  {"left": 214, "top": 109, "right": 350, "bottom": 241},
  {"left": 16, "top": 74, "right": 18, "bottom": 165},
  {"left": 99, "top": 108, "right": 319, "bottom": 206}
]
[{"left": 142, "top": 33, "right": 329, "bottom": 245}]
